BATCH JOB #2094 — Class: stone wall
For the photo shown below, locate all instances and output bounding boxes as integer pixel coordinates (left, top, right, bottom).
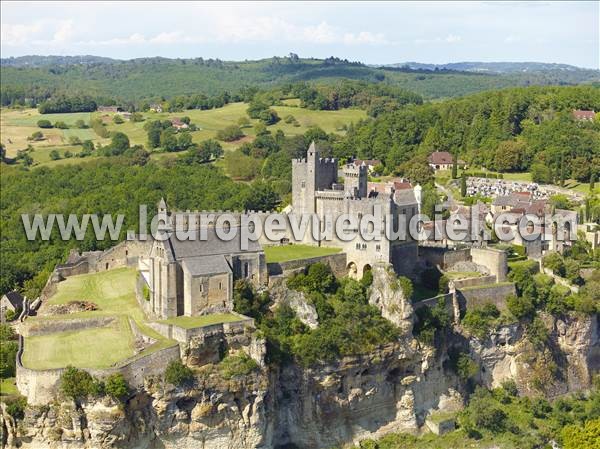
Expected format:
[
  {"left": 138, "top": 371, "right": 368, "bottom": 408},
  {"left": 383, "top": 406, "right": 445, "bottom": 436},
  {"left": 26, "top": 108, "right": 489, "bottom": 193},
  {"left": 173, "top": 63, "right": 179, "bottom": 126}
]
[
  {"left": 452, "top": 275, "right": 497, "bottom": 289},
  {"left": 21, "top": 316, "right": 115, "bottom": 337},
  {"left": 470, "top": 247, "right": 508, "bottom": 282},
  {"left": 457, "top": 282, "right": 516, "bottom": 312},
  {"left": 267, "top": 252, "right": 347, "bottom": 278},
  {"left": 418, "top": 247, "right": 471, "bottom": 270}
]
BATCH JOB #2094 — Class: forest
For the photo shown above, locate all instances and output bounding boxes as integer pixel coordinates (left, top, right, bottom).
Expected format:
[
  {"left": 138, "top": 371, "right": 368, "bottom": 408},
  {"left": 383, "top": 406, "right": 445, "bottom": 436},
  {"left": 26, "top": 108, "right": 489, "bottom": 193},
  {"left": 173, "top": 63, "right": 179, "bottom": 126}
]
[{"left": 2, "top": 55, "right": 599, "bottom": 107}]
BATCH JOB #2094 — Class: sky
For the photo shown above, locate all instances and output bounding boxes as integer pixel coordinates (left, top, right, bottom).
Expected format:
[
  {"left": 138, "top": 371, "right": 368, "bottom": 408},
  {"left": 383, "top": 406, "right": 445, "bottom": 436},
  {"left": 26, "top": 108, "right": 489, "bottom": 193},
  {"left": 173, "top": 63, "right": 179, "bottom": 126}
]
[{"left": 1, "top": 1, "right": 598, "bottom": 68}]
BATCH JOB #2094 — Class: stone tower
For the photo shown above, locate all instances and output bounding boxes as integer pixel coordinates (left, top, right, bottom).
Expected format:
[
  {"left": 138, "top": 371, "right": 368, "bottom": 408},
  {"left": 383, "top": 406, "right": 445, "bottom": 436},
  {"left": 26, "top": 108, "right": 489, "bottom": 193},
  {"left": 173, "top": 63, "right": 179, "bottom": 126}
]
[
  {"left": 343, "top": 162, "right": 368, "bottom": 198},
  {"left": 291, "top": 141, "right": 337, "bottom": 214}
]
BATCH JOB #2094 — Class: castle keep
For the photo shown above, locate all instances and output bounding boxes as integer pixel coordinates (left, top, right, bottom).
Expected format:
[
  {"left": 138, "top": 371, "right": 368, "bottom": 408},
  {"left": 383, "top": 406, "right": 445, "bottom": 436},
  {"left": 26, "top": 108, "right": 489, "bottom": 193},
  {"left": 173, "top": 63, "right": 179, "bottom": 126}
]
[{"left": 291, "top": 142, "right": 421, "bottom": 278}]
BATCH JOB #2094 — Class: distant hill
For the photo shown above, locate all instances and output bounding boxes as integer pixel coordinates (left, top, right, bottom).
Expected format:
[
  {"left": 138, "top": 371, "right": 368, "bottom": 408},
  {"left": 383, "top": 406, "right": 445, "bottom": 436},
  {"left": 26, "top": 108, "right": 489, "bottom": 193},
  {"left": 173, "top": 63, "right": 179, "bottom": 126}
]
[
  {"left": 1, "top": 55, "right": 117, "bottom": 67},
  {"left": 2, "top": 55, "right": 599, "bottom": 104},
  {"left": 382, "top": 61, "right": 599, "bottom": 75}
]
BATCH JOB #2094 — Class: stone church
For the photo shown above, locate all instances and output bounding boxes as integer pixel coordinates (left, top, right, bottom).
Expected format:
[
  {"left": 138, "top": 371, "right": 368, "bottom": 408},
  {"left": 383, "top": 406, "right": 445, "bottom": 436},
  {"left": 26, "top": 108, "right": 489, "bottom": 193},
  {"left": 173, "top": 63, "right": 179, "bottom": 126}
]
[{"left": 140, "top": 200, "right": 267, "bottom": 319}]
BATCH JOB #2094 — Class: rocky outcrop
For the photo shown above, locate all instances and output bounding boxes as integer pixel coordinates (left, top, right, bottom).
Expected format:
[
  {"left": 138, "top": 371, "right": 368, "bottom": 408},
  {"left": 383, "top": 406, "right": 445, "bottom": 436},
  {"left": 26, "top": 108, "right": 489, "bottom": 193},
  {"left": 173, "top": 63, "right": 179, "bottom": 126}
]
[
  {"left": 13, "top": 369, "right": 272, "bottom": 449},
  {"left": 369, "top": 263, "right": 413, "bottom": 335},
  {"left": 468, "top": 312, "right": 599, "bottom": 397},
  {"left": 269, "top": 280, "right": 319, "bottom": 329}
]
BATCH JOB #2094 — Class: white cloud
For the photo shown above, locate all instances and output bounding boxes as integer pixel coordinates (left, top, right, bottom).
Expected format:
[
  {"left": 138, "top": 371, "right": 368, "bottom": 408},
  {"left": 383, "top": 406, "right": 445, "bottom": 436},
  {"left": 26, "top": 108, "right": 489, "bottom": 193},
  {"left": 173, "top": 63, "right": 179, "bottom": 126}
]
[
  {"left": 1, "top": 23, "right": 42, "bottom": 46},
  {"left": 415, "top": 34, "right": 463, "bottom": 45},
  {"left": 445, "top": 34, "right": 461, "bottom": 43},
  {"left": 52, "top": 20, "right": 74, "bottom": 43}
]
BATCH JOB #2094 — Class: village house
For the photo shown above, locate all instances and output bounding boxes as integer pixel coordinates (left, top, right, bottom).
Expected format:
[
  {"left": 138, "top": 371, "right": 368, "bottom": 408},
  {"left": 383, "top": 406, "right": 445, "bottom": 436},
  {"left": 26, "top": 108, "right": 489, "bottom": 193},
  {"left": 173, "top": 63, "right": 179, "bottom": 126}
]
[
  {"left": 572, "top": 109, "right": 596, "bottom": 122},
  {"left": 149, "top": 103, "right": 163, "bottom": 113},
  {"left": 353, "top": 159, "right": 382, "bottom": 173},
  {"left": 0, "top": 291, "right": 23, "bottom": 321},
  {"left": 171, "top": 118, "right": 189, "bottom": 130},
  {"left": 427, "top": 151, "right": 467, "bottom": 171}
]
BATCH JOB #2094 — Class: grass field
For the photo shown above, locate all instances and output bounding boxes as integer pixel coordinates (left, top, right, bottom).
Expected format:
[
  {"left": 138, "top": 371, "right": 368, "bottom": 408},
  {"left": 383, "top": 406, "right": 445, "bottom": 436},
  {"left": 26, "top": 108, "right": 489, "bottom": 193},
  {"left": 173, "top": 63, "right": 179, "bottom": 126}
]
[
  {"left": 2, "top": 103, "right": 365, "bottom": 166},
  {"left": 23, "top": 268, "right": 173, "bottom": 370},
  {"left": 159, "top": 313, "right": 243, "bottom": 329},
  {"left": 264, "top": 244, "right": 341, "bottom": 263},
  {"left": 23, "top": 317, "right": 135, "bottom": 369},
  {"left": 0, "top": 377, "right": 18, "bottom": 396}
]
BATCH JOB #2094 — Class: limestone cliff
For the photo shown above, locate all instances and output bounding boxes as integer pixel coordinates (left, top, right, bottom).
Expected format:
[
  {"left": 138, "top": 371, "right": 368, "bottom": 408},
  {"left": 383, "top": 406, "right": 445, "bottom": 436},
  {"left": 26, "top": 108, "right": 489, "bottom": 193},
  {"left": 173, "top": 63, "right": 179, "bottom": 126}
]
[
  {"left": 368, "top": 263, "right": 414, "bottom": 335},
  {"left": 468, "top": 313, "right": 599, "bottom": 397}
]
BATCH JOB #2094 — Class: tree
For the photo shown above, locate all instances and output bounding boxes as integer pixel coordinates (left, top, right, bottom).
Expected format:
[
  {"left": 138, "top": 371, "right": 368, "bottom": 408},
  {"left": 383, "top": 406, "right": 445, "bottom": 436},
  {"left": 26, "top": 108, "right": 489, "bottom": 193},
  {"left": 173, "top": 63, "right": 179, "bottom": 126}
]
[
  {"left": 110, "top": 132, "right": 130, "bottom": 155},
  {"left": 37, "top": 119, "right": 53, "bottom": 128},
  {"left": 49, "top": 149, "right": 61, "bottom": 160},
  {"left": 531, "top": 163, "right": 552, "bottom": 184},
  {"left": 54, "top": 121, "right": 69, "bottom": 129},
  {"left": 591, "top": 173, "right": 596, "bottom": 192},
  {"left": 164, "top": 360, "right": 194, "bottom": 386},
  {"left": 130, "top": 112, "right": 144, "bottom": 122},
  {"left": 30, "top": 131, "right": 43, "bottom": 141},
  {"left": 74, "top": 119, "right": 87, "bottom": 129},
  {"left": 160, "top": 128, "right": 179, "bottom": 152},
  {"left": 494, "top": 140, "right": 524, "bottom": 172},
  {"left": 216, "top": 125, "right": 244, "bottom": 142},
  {"left": 507, "top": 294, "right": 534, "bottom": 320},
  {"left": 60, "top": 366, "right": 98, "bottom": 401},
  {"left": 104, "top": 373, "right": 129, "bottom": 402},
  {"left": 177, "top": 132, "right": 193, "bottom": 150},
  {"left": 461, "top": 174, "right": 467, "bottom": 197},
  {"left": 451, "top": 153, "right": 458, "bottom": 179},
  {"left": 181, "top": 139, "right": 222, "bottom": 164},
  {"left": 237, "top": 116, "right": 251, "bottom": 128},
  {"left": 113, "top": 115, "right": 124, "bottom": 124}
]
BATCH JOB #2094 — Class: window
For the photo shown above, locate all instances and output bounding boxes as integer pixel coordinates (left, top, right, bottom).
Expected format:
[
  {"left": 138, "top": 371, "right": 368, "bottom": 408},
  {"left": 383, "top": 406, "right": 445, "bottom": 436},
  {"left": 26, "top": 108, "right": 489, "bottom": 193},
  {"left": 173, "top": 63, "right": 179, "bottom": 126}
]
[
  {"left": 244, "top": 262, "right": 249, "bottom": 278},
  {"left": 219, "top": 281, "right": 223, "bottom": 290},
  {"left": 199, "top": 284, "right": 203, "bottom": 293},
  {"left": 301, "top": 181, "right": 306, "bottom": 188},
  {"left": 376, "top": 244, "right": 381, "bottom": 251}
]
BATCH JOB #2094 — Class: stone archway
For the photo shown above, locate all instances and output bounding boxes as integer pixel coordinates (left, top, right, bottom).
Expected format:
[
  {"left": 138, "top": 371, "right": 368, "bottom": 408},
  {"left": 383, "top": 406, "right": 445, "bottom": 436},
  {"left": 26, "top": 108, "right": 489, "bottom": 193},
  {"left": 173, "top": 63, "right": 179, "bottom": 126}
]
[
  {"left": 347, "top": 261, "right": 358, "bottom": 278},
  {"left": 362, "top": 264, "right": 372, "bottom": 280}
]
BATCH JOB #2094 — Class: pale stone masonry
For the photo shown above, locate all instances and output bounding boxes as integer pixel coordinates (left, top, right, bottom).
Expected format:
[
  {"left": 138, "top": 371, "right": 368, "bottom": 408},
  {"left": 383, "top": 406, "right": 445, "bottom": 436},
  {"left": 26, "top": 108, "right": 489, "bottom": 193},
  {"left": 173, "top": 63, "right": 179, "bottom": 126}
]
[{"left": 291, "top": 142, "right": 421, "bottom": 278}]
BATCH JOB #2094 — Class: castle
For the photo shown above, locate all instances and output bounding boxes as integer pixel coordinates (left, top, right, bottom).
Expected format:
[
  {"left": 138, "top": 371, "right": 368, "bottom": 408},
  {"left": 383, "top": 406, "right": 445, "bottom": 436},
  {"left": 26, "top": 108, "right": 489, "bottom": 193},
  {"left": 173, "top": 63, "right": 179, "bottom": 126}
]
[
  {"left": 290, "top": 142, "right": 420, "bottom": 278},
  {"left": 141, "top": 142, "right": 421, "bottom": 319}
]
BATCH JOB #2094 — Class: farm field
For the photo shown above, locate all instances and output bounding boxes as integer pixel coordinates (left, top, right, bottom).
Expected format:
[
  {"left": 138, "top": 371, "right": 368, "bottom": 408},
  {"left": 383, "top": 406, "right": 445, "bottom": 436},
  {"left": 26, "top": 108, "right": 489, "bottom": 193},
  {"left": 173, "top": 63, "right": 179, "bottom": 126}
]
[
  {"left": 264, "top": 244, "right": 342, "bottom": 263},
  {"left": 1, "top": 102, "right": 366, "bottom": 166},
  {"left": 23, "top": 268, "right": 174, "bottom": 370}
]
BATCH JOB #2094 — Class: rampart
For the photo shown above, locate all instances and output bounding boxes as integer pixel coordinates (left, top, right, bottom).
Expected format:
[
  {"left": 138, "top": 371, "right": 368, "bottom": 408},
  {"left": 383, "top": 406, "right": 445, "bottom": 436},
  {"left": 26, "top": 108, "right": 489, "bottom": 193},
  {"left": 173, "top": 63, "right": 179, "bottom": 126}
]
[{"left": 267, "top": 252, "right": 347, "bottom": 278}]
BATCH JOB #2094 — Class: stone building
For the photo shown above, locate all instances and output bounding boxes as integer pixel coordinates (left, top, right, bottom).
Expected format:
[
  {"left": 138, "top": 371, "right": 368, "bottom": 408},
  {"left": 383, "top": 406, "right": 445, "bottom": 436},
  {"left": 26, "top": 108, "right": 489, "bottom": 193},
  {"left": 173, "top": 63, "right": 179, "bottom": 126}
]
[
  {"left": 140, "top": 201, "right": 267, "bottom": 320},
  {"left": 290, "top": 142, "right": 421, "bottom": 278}
]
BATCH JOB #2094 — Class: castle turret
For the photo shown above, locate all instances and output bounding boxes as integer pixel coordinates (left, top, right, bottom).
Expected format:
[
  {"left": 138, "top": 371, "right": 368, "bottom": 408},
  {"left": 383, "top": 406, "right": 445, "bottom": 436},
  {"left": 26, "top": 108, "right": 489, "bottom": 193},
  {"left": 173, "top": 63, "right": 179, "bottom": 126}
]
[
  {"left": 292, "top": 142, "right": 337, "bottom": 214},
  {"left": 343, "top": 162, "right": 368, "bottom": 198}
]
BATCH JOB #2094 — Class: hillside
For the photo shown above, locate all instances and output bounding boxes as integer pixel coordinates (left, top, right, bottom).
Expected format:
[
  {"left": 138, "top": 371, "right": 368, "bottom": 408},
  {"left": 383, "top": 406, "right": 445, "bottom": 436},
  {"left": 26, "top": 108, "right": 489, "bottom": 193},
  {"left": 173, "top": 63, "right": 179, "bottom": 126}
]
[
  {"left": 2, "top": 56, "right": 600, "bottom": 104},
  {"left": 383, "top": 61, "right": 599, "bottom": 75}
]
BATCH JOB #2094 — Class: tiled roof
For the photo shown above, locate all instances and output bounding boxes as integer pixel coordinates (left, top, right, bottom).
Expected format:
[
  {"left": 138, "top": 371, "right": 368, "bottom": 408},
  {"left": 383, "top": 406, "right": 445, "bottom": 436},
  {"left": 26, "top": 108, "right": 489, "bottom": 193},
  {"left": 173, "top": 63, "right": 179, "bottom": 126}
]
[
  {"left": 428, "top": 151, "right": 453, "bottom": 165},
  {"left": 181, "top": 255, "right": 232, "bottom": 276}
]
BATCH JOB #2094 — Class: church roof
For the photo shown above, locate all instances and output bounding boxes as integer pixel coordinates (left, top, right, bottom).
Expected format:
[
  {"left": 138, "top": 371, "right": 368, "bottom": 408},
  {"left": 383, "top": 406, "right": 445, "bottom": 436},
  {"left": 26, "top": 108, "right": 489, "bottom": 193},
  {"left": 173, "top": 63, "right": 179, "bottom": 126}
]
[
  {"left": 165, "top": 226, "right": 262, "bottom": 260},
  {"left": 181, "top": 255, "right": 232, "bottom": 276}
]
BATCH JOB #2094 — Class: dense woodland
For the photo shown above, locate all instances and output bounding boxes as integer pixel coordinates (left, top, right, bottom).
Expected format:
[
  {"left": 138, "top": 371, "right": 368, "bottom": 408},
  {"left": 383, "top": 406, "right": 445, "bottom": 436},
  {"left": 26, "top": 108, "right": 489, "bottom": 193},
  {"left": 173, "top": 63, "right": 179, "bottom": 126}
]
[{"left": 2, "top": 55, "right": 599, "bottom": 107}]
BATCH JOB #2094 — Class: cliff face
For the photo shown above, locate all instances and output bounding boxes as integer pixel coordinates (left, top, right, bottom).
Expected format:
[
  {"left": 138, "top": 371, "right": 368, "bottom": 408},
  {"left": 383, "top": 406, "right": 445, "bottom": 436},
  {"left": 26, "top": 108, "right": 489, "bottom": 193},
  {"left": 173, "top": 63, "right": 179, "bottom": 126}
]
[
  {"left": 14, "top": 370, "right": 272, "bottom": 449},
  {"left": 469, "top": 313, "right": 599, "bottom": 397}
]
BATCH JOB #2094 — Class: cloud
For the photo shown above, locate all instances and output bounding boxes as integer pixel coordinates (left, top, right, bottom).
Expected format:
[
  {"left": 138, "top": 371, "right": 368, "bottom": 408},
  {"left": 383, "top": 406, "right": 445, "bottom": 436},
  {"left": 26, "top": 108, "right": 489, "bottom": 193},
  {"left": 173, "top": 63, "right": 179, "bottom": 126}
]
[
  {"left": 52, "top": 20, "right": 74, "bottom": 43},
  {"left": 1, "top": 23, "right": 42, "bottom": 46},
  {"left": 445, "top": 34, "right": 461, "bottom": 43}
]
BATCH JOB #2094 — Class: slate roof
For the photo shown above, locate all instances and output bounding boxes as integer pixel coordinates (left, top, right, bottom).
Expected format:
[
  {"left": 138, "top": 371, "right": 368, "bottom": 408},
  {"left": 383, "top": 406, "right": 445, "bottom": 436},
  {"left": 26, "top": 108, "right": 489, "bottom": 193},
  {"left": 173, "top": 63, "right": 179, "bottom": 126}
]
[
  {"left": 2, "top": 291, "right": 23, "bottom": 309},
  {"left": 393, "top": 189, "right": 418, "bottom": 206},
  {"left": 181, "top": 255, "right": 232, "bottom": 276},
  {"left": 165, "top": 226, "right": 262, "bottom": 261}
]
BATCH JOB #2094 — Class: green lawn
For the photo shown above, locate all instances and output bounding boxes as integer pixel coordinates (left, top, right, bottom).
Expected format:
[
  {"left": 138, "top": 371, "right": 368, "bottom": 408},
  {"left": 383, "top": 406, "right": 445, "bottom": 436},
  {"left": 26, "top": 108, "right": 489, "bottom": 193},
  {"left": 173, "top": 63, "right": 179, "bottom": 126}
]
[
  {"left": 22, "top": 316, "right": 135, "bottom": 369},
  {"left": 0, "top": 377, "right": 18, "bottom": 396},
  {"left": 159, "top": 313, "right": 243, "bottom": 329},
  {"left": 264, "top": 244, "right": 341, "bottom": 263},
  {"left": 445, "top": 271, "right": 482, "bottom": 280},
  {"left": 24, "top": 268, "right": 174, "bottom": 370}
]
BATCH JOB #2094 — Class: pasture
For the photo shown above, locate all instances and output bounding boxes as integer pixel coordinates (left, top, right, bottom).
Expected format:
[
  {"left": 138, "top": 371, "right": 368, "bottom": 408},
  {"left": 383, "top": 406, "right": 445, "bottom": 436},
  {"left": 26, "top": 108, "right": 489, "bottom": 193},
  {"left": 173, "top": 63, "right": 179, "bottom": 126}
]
[{"left": 1, "top": 102, "right": 366, "bottom": 166}]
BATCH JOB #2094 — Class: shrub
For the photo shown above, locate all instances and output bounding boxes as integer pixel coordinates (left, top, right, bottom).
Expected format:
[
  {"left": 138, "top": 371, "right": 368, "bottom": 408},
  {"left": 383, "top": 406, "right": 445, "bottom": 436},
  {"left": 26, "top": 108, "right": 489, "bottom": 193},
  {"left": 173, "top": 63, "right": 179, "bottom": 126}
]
[
  {"left": 216, "top": 125, "right": 244, "bottom": 142},
  {"left": 543, "top": 252, "right": 565, "bottom": 276},
  {"left": 68, "top": 136, "right": 82, "bottom": 145},
  {"left": 561, "top": 418, "right": 600, "bottom": 449},
  {"left": 74, "top": 119, "right": 87, "bottom": 128},
  {"left": 507, "top": 294, "right": 535, "bottom": 320},
  {"left": 526, "top": 317, "right": 549, "bottom": 349},
  {"left": 113, "top": 115, "right": 124, "bottom": 124},
  {"left": 60, "top": 366, "right": 100, "bottom": 400},
  {"left": 447, "top": 348, "right": 478, "bottom": 381},
  {"left": 4, "top": 396, "right": 27, "bottom": 419},
  {"left": 462, "top": 303, "right": 500, "bottom": 339},
  {"left": 164, "top": 360, "right": 194, "bottom": 386},
  {"left": 37, "top": 119, "right": 53, "bottom": 128},
  {"left": 54, "top": 121, "right": 68, "bottom": 129},
  {"left": 104, "top": 373, "right": 129, "bottom": 402},
  {"left": 438, "top": 275, "right": 450, "bottom": 294},
  {"left": 142, "top": 284, "right": 150, "bottom": 301},
  {"left": 64, "top": 150, "right": 73, "bottom": 158},
  {"left": 219, "top": 353, "right": 258, "bottom": 379},
  {"left": 29, "top": 131, "right": 44, "bottom": 141},
  {"left": 0, "top": 338, "right": 18, "bottom": 377},
  {"left": 460, "top": 388, "right": 508, "bottom": 434},
  {"left": 413, "top": 297, "right": 451, "bottom": 345}
]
